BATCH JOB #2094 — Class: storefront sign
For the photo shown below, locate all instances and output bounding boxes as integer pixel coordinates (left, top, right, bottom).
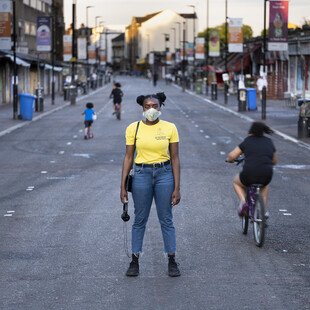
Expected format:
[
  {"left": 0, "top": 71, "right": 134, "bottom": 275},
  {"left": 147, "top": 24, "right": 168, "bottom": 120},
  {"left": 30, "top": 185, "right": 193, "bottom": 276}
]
[
  {"left": 77, "top": 37, "right": 87, "bottom": 60},
  {"left": 195, "top": 37, "right": 205, "bottom": 60},
  {"left": 63, "top": 35, "right": 72, "bottom": 62}
]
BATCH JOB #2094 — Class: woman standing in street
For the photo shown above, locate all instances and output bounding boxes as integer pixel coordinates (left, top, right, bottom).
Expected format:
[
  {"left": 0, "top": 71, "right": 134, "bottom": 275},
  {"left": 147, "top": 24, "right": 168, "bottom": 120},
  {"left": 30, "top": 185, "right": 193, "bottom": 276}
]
[{"left": 120, "top": 92, "right": 181, "bottom": 277}]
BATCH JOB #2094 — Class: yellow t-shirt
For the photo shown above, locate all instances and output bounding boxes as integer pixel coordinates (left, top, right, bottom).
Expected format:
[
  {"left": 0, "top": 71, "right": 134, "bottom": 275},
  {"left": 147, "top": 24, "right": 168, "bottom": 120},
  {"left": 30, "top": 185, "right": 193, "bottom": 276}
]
[{"left": 126, "top": 120, "right": 179, "bottom": 164}]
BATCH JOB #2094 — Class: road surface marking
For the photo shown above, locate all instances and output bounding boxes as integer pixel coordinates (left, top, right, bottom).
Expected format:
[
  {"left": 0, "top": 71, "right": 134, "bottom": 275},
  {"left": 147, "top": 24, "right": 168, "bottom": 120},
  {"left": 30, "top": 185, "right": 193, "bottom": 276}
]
[
  {"left": 200, "top": 130, "right": 204, "bottom": 133},
  {"left": 283, "top": 213, "right": 292, "bottom": 216},
  {"left": 73, "top": 135, "right": 78, "bottom": 139},
  {"left": 212, "top": 142, "right": 217, "bottom": 145},
  {"left": 279, "top": 209, "right": 287, "bottom": 212},
  {"left": 277, "top": 164, "right": 309, "bottom": 170},
  {"left": 205, "top": 135, "right": 210, "bottom": 139},
  {"left": 50, "top": 161, "right": 56, "bottom": 163},
  {"left": 220, "top": 151, "right": 226, "bottom": 155},
  {"left": 7, "top": 211, "right": 15, "bottom": 213},
  {"left": 41, "top": 171, "right": 47, "bottom": 174},
  {"left": 59, "top": 151, "right": 65, "bottom": 154},
  {"left": 73, "top": 153, "right": 91, "bottom": 159},
  {"left": 26, "top": 186, "right": 34, "bottom": 191},
  {"left": 4, "top": 214, "right": 12, "bottom": 217},
  {"left": 66, "top": 142, "right": 72, "bottom": 145}
]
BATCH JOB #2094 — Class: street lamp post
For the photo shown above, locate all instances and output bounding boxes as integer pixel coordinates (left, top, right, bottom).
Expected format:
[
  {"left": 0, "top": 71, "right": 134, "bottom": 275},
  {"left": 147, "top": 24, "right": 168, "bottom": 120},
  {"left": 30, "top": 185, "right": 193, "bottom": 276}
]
[
  {"left": 188, "top": 5, "right": 196, "bottom": 84},
  {"left": 71, "top": 0, "right": 77, "bottom": 105},
  {"left": 182, "top": 21, "right": 186, "bottom": 92},
  {"left": 262, "top": 0, "right": 268, "bottom": 120},
  {"left": 224, "top": 0, "right": 228, "bottom": 104},
  {"left": 86, "top": 5, "right": 93, "bottom": 92},
  {"left": 51, "top": 0, "right": 55, "bottom": 105},
  {"left": 12, "top": 0, "right": 18, "bottom": 119}
]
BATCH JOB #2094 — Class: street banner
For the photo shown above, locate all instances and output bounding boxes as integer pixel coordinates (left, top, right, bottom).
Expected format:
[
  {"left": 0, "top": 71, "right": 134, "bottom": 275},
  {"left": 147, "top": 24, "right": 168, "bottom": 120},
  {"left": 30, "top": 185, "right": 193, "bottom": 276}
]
[
  {"left": 209, "top": 30, "right": 220, "bottom": 57},
  {"left": 268, "top": 0, "right": 289, "bottom": 51},
  {"left": 88, "top": 44, "right": 96, "bottom": 64},
  {"left": 77, "top": 37, "right": 87, "bottom": 60},
  {"left": 186, "top": 42, "right": 194, "bottom": 62},
  {"left": 36, "top": 16, "right": 51, "bottom": 52},
  {"left": 99, "top": 50, "right": 106, "bottom": 65},
  {"left": 166, "top": 52, "right": 172, "bottom": 65},
  {"left": 63, "top": 35, "right": 72, "bottom": 62},
  {"left": 228, "top": 18, "right": 243, "bottom": 53},
  {"left": 0, "top": 0, "right": 11, "bottom": 50},
  {"left": 195, "top": 37, "right": 205, "bottom": 60}
]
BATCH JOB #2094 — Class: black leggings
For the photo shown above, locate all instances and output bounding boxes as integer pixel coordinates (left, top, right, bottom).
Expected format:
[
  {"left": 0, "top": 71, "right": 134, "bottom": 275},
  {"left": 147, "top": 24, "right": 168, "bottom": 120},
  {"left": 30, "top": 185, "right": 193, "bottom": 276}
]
[{"left": 240, "top": 169, "right": 273, "bottom": 187}]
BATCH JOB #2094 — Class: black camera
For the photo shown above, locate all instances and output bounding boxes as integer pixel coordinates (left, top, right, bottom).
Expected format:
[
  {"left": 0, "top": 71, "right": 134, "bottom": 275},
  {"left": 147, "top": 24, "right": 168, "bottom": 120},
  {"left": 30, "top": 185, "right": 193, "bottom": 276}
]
[{"left": 121, "top": 203, "right": 130, "bottom": 222}]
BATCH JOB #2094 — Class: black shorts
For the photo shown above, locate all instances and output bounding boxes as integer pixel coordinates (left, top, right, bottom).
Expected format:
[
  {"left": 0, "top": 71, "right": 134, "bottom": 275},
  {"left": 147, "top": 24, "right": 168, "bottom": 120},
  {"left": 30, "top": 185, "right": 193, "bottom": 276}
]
[
  {"left": 84, "top": 120, "right": 93, "bottom": 128},
  {"left": 240, "top": 169, "right": 273, "bottom": 187}
]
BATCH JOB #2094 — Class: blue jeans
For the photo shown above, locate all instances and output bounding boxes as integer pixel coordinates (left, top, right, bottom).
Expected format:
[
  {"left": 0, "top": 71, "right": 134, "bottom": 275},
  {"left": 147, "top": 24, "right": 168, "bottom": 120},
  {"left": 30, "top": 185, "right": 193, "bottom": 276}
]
[{"left": 131, "top": 163, "right": 176, "bottom": 254}]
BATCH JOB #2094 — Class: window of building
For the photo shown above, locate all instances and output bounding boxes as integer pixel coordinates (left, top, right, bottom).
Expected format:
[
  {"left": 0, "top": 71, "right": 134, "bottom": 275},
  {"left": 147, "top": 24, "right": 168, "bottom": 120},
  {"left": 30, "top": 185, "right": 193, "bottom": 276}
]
[
  {"left": 23, "top": 0, "right": 30, "bottom": 5},
  {"left": 30, "top": 0, "right": 37, "bottom": 9},
  {"left": 25, "top": 21, "right": 30, "bottom": 35},
  {"left": 37, "top": 0, "right": 42, "bottom": 11},
  {"left": 30, "top": 23, "right": 36, "bottom": 36}
]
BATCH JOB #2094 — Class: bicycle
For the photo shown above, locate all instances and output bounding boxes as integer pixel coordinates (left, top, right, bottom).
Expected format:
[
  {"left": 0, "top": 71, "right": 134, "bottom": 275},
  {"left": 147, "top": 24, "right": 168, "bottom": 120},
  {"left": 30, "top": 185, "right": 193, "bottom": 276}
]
[{"left": 227, "top": 157, "right": 266, "bottom": 247}]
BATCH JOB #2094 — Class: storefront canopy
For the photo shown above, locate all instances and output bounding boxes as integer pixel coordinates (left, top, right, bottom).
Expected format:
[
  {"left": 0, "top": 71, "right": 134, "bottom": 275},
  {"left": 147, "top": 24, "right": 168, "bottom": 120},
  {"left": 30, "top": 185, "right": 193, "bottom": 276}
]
[{"left": 5, "top": 54, "right": 30, "bottom": 67}]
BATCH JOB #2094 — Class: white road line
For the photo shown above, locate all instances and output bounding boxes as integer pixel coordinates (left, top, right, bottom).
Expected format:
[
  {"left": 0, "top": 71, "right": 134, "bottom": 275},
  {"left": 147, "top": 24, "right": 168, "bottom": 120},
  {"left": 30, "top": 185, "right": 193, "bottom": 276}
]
[
  {"left": 212, "top": 142, "right": 217, "bottom": 145},
  {"left": 4, "top": 214, "right": 13, "bottom": 217},
  {"left": 50, "top": 160, "right": 56, "bottom": 163},
  {"left": 283, "top": 213, "right": 292, "bottom": 216},
  {"left": 172, "top": 84, "right": 310, "bottom": 151},
  {"left": 79, "top": 129, "right": 83, "bottom": 133},
  {"left": 205, "top": 135, "right": 210, "bottom": 139},
  {"left": 73, "top": 135, "right": 78, "bottom": 139},
  {"left": 59, "top": 151, "right": 65, "bottom": 154},
  {"left": 200, "top": 130, "right": 204, "bottom": 133},
  {"left": 279, "top": 209, "right": 287, "bottom": 212},
  {"left": 220, "top": 151, "right": 226, "bottom": 155},
  {"left": 41, "top": 171, "right": 48, "bottom": 174},
  {"left": 195, "top": 125, "right": 199, "bottom": 128},
  {"left": 7, "top": 211, "right": 15, "bottom": 213},
  {"left": 66, "top": 142, "right": 72, "bottom": 145}
]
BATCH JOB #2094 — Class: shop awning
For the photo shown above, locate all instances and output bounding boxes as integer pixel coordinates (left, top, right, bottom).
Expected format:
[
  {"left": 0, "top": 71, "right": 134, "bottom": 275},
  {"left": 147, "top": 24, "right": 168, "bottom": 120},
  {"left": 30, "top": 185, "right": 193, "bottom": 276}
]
[
  {"left": 5, "top": 54, "right": 30, "bottom": 67},
  {"left": 44, "top": 64, "right": 63, "bottom": 72}
]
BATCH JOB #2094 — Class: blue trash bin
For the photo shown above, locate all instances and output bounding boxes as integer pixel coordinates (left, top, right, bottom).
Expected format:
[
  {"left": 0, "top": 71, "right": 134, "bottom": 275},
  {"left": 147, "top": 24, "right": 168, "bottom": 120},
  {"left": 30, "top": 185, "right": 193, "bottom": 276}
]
[
  {"left": 19, "top": 93, "right": 36, "bottom": 120},
  {"left": 246, "top": 88, "right": 257, "bottom": 111}
]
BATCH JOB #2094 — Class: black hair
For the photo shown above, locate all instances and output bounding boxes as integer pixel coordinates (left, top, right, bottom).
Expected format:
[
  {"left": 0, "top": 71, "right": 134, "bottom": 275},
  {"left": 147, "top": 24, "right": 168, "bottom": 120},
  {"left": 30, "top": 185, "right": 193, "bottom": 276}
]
[
  {"left": 86, "top": 102, "right": 94, "bottom": 109},
  {"left": 114, "top": 82, "right": 121, "bottom": 88},
  {"left": 248, "top": 121, "right": 273, "bottom": 137},
  {"left": 136, "top": 92, "right": 166, "bottom": 107}
]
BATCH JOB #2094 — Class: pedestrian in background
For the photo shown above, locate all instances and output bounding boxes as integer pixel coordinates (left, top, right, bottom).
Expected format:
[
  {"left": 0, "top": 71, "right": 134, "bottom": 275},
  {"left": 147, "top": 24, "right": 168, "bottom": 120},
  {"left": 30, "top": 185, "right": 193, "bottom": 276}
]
[
  {"left": 120, "top": 92, "right": 181, "bottom": 277},
  {"left": 82, "top": 102, "right": 96, "bottom": 139},
  {"left": 110, "top": 82, "right": 123, "bottom": 116}
]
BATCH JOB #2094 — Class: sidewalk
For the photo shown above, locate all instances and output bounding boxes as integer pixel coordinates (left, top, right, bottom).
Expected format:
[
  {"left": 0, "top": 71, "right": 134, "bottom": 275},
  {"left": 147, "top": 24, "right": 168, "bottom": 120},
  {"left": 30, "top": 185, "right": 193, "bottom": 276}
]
[
  {"left": 189, "top": 87, "right": 310, "bottom": 147},
  {"left": 0, "top": 87, "right": 106, "bottom": 137}
]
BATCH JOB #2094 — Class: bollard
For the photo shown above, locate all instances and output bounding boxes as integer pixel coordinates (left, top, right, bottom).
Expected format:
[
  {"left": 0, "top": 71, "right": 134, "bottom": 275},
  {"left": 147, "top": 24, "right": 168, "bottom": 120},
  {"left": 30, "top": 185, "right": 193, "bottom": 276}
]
[
  {"left": 211, "top": 82, "right": 217, "bottom": 100},
  {"left": 238, "top": 88, "right": 247, "bottom": 111}
]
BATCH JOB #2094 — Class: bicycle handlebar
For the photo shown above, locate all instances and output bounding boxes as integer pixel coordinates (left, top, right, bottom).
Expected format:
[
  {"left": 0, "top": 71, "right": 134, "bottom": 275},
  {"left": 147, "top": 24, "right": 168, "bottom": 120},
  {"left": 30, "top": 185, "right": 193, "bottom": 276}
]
[{"left": 225, "top": 156, "right": 244, "bottom": 165}]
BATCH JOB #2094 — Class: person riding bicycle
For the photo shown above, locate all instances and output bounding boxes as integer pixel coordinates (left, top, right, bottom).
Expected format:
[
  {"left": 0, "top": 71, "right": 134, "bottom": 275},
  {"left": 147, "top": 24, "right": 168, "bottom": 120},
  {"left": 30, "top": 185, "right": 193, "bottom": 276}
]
[
  {"left": 82, "top": 102, "right": 96, "bottom": 139},
  {"left": 226, "top": 122, "right": 277, "bottom": 217},
  {"left": 110, "top": 82, "right": 123, "bottom": 117}
]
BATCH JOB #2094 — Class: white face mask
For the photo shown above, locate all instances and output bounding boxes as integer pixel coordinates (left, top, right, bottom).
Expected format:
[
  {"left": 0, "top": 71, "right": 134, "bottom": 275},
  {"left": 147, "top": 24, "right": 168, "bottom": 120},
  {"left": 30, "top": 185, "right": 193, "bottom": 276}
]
[{"left": 143, "top": 108, "right": 161, "bottom": 122}]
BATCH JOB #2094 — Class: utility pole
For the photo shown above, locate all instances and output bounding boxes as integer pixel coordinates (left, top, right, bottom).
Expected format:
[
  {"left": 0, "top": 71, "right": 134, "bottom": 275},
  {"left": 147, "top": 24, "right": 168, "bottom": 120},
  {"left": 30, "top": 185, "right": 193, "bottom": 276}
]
[
  {"left": 206, "top": 0, "right": 209, "bottom": 95},
  {"left": 224, "top": 0, "right": 228, "bottom": 104},
  {"left": 262, "top": 0, "right": 268, "bottom": 120},
  {"left": 86, "top": 6, "right": 93, "bottom": 92},
  {"left": 12, "top": 0, "right": 18, "bottom": 119},
  {"left": 51, "top": 0, "right": 55, "bottom": 105},
  {"left": 71, "top": 0, "right": 77, "bottom": 105},
  {"left": 182, "top": 21, "right": 186, "bottom": 92}
]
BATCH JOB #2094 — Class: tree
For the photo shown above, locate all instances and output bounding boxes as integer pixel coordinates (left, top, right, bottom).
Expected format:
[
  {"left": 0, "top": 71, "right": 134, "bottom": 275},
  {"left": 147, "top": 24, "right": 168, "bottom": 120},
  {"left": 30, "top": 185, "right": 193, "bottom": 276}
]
[{"left": 198, "top": 23, "right": 253, "bottom": 42}]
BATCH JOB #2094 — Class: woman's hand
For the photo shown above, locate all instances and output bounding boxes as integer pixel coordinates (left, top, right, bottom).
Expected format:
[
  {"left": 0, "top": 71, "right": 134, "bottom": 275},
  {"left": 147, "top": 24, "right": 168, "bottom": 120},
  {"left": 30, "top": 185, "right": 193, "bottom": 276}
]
[
  {"left": 120, "top": 187, "right": 128, "bottom": 204},
  {"left": 171, "top": 189, "right": 181, "bottom": 206}
]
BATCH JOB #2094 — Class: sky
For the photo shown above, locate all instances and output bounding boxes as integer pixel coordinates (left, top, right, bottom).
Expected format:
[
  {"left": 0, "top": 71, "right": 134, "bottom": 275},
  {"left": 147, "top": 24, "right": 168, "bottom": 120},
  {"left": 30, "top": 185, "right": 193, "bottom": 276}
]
[{"left": 64, "top": 0, "right": 310, "bottom": 35}]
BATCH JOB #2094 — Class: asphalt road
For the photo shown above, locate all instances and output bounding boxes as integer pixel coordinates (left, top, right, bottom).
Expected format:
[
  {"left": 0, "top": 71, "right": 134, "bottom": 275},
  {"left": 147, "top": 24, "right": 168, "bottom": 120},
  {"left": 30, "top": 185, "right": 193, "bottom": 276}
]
[{"left": 0, "top": 77, "right": 309, "bottom": 310}]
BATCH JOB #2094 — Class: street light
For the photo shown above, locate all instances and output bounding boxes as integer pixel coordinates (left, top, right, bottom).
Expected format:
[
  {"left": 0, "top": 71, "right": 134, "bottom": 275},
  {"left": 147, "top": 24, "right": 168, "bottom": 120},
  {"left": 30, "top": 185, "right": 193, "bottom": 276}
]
[
  {"left": 12, "top": 0, "right": 18, "bottom": 119},
  {"left": 188, "top": 5, "right": 196, "bottom": 84},
  {"left": 86, "top": 5, "right": 93, "bottom": 92},
  {"left": 224, "top": 0, "right": 228, "bottom": 104},
  {"left": 71, "top": 0, "right": 77, "bottom": 105}
]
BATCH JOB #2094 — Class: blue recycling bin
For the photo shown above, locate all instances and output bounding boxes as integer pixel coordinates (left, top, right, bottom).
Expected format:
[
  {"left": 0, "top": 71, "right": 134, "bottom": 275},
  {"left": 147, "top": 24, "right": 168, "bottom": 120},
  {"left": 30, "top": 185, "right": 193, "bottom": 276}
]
[
  {"left": 246, "top": 88, "right": 257, "bottom": 111},
  {"left": 19, "top": 93, "right": 36, "bottom": 120}
]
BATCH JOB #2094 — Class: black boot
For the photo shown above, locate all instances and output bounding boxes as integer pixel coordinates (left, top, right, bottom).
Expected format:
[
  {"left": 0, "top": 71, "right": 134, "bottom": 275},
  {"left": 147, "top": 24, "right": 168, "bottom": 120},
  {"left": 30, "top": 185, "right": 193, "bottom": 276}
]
[
  {"left": 126, "top": 254, "right": 139, "bottom": 277},
  {"left": 168, "top": 254, "right": 181, "bottom": 277}
]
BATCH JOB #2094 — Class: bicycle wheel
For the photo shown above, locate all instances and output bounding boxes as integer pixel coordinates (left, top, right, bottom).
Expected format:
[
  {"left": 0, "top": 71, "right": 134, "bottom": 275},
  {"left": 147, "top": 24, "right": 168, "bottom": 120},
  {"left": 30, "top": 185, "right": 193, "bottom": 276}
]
[
  {"left": 242, "top": 214, "right": 249, "bottom": 235},
  {"left": 253, "top": 195, "right": 266, "bottom": 247}
]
